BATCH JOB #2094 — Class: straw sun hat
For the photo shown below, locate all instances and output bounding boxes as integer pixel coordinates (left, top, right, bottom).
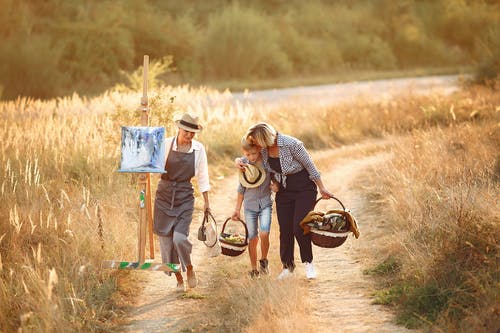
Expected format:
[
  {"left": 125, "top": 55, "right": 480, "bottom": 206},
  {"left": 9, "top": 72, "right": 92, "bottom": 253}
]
[
  {"left": 175, "top": 113, "right": 203, "bottom": 132},
  {"left": 239, "top": 164, "right": 266, "bottom": 188}
]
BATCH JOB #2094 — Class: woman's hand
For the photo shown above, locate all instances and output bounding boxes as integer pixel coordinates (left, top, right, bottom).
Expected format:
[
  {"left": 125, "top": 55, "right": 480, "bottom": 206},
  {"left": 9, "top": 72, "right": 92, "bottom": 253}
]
[
  {"left": 315, "top": 179, "right": 334, "bottom": 199},
  {"left": 234, "top": 157, "right": 246, "bottom": 171},
  {"left": 319, "top": 188, "right": 334, "bottom": 199}
]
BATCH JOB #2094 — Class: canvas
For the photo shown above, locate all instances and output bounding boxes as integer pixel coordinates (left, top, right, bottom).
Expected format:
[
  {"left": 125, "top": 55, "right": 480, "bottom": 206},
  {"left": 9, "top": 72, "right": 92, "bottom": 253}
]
[{"left": 119, "top": 126, "right": 166, "bottom": 173}]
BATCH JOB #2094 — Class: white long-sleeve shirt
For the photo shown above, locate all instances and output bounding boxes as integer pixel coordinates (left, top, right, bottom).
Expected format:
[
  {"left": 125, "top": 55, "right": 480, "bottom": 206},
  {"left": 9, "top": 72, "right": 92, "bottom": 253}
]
[{"left": 161, "top": 136, "right": 210, "bottom": 193}]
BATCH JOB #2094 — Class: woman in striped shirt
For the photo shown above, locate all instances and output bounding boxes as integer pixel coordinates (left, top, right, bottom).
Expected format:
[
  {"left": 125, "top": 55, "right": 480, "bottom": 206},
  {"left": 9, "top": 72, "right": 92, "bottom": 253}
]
[{"left": 236, "top": 122, "right": 334, "bottom": 279}]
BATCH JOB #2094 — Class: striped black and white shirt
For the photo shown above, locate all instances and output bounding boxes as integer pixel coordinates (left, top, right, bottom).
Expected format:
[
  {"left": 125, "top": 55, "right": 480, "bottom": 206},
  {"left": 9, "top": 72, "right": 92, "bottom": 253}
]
[{"left": 261, "top": 133, "right": 321, "bottom": 188}]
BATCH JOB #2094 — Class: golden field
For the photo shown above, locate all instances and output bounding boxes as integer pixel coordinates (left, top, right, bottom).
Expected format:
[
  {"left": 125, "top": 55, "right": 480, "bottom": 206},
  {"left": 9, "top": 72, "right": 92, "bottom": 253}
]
[{"left": 0, "top": 82, "right": 498, "bottom": 332}]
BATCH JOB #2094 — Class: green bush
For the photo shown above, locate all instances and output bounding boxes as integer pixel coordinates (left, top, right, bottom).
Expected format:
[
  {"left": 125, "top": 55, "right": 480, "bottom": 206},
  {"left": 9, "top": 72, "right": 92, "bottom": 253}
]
[
  {"left": 338, "top": 33, "right": 397, "bottom": 69},
  {"left": 0, "top": 35, "right": 67, "bottom": 99},
  {"left": 474, "top": 23, "right": 500, "bottom": 84},
  {"left": 199, "top": 3, "right": 291, "bottom": 78},
  {"left": 279, "top": 27, "right": 343, "bottom": 73}
]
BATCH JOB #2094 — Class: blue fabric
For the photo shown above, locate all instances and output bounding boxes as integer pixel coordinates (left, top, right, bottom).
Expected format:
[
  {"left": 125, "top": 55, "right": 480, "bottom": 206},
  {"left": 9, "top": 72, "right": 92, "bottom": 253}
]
[{"left": 244, "top": 205, "right": 272, "bottom": 240}]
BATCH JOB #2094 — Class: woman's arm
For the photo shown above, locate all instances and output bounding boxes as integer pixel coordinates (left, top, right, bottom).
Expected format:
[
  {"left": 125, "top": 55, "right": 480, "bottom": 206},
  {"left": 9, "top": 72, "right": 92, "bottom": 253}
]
[
  {"left": 313, "top": 178, "right": 334, "bottom": 199},
  {"left": 202, "top": 191, "right": 210, "bottom": 212},
  {"left": 290, "top": 141, "right": 321, "bottom": 180},
  {"left": 196, "top": 144, "right": 210, "bottom": 193},
  {"left": 289, "top": 140, "right": 333, "bottom": 198}
]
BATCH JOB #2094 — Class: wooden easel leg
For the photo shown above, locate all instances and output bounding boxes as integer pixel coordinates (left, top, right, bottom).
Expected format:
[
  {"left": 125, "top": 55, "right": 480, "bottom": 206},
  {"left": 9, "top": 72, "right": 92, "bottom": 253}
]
[
  {"left": 146, "top": 173, "right": 154, "bottom": 259},
  {"left": 138, "top": 175, "right": 147, "bottom": 263}
]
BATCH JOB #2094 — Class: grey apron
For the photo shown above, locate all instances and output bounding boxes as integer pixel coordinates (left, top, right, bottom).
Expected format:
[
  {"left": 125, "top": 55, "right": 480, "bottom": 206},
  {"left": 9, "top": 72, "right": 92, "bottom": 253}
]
[{"left": 153, "top": 139, "right": 195, "bottom": 237}]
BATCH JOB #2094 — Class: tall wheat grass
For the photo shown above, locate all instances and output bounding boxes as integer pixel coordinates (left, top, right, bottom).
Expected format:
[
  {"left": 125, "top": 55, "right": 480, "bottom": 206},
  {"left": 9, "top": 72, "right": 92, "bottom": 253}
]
[
  {"left": 359, "top": 122, "right": 499, "bottom": 331},
  {"left": 0, "top": 81, "right": 498, "bottom": 331}
]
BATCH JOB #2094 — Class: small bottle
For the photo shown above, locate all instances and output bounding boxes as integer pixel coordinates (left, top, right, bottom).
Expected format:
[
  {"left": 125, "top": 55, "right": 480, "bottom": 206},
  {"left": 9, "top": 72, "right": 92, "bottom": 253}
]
[{"left": 139, "top": 190, "right": 145, "bottom": 208}]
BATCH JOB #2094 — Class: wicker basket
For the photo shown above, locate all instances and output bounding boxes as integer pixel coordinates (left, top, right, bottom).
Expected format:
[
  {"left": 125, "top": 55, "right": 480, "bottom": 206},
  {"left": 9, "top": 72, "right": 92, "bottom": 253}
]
[
  {"left": 302, "top": 197, "right": 359, "bottom": 248},
  {"left": 310, "top": 229, "right": 349, "bottom": 248},
  {"left": 219, "top": 218, "right": 248, "bottom": 257}
]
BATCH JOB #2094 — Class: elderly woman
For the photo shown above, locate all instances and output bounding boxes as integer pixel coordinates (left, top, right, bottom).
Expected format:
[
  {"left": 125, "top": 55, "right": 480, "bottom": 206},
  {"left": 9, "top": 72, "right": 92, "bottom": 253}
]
[
  {"left": 236, "top": 122, "right": 334, "bottom": 280},
  {"left": 154, "top": 113, "right": 210, "bottom": 292}
]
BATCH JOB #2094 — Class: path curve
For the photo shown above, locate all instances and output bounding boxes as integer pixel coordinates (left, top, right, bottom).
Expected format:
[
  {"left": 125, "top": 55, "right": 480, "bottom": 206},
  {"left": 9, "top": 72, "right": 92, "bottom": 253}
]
[
  {"left": 305, "top": 150, "right": 414, "bottom": 333},
  {"left": 118, "top": 142, "right": 418, "bottom": 332},
  {"left": 231, "top": 74, "right": 461, "bottom": 107}
]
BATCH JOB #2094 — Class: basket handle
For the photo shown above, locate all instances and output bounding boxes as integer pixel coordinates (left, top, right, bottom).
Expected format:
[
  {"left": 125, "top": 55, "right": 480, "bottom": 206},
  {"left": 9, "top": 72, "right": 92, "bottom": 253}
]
[
  {"left": 203, "top": 209, "right": 217, "bottom": 226},
  {"left": 221, "top": 217, "right": 249, "bottom": 239},
  {"left": 200, "top": 209, "right": 211, "bottom": 229},
  {"left": 314, "top": 196, "right": 345, "bottom": 211}
]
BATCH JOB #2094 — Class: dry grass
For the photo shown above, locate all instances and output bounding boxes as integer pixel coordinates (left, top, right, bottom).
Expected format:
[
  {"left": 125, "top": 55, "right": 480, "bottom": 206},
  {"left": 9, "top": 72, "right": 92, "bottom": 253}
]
[
  {"left": 0, "top": 81, "right": 498, "bottom": 331},
  {"left": 358, "top": 122, "right": 499, "bottom": 331},
  {"left": 175, "top": 215, "right": 314, "bottom": 333}
]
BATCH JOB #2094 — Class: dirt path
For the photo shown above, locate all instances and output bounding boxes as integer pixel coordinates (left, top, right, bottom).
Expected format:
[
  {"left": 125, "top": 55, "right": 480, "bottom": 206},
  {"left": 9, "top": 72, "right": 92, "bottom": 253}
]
[
  {"left": 231, "top": 74, "right": 460, "bottom": 107},
  {"left": 118, "top": 176, "right": 237, "bottom": 333},
  {"left": 306, "top": 151, "right": 414, "bottom": 333},
  {"left": 117, "top": 140, "right": 417, "bottom": 333}
]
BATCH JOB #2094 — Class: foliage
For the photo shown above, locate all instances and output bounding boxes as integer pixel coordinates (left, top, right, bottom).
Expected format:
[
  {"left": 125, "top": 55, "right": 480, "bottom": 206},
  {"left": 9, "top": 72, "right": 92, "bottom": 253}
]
[
  {"left": 114, "top": 56, "right": 175, "bottom": 93},
  {"left": 474, "top": 22, "right": 500, "bottom": 85},
  {"left": 0, "top": 0, "right": 499, "bottom": 99},
  {"left": 199, "top": 2, "right": 291, "bottom": 78}
]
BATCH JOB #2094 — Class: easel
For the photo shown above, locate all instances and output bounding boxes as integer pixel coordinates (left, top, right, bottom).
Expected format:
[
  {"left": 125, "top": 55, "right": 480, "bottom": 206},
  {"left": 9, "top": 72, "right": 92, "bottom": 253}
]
[{"left": 103, "top": 55, "right": 179, "bottom": 272}]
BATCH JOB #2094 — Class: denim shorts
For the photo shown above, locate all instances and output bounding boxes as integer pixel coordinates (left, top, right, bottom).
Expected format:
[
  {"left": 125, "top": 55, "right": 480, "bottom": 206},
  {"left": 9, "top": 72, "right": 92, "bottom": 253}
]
[{"left": 244, "top": 205, "right": 272, "bottom": 240}]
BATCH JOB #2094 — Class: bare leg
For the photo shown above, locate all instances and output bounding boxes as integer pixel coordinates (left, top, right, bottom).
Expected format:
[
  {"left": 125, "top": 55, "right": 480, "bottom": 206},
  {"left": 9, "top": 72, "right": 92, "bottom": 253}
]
[
  {"left": 186, "top": 265, "right": 197, "bottom": 288},
  {"left": 248, "top": 237, "right": 259, "bottom": 270},
  {"left": 259, "top": 231, "right": 270, "bottom": 260}
]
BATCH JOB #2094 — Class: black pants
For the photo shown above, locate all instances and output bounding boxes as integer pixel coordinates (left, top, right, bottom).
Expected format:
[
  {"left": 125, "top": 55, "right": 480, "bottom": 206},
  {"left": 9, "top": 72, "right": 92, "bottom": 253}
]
[{"left": 275, "top": 172, "right": 317, "bottom": 270}]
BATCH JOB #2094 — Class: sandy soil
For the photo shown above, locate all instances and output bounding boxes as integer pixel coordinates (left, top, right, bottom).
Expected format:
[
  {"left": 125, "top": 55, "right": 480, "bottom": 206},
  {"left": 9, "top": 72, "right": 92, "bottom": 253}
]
[
  {"left": 117, "top": 143, "right": 418, "bottom": 333},
  {"left": 304, "top": 151, "right": 415, "bottom": 333}
]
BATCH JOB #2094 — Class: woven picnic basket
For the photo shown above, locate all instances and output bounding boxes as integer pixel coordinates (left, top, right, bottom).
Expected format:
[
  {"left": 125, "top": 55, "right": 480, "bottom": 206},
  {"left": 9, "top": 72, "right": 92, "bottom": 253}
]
[
  {"left": 218, "top": 218, "right": 249, "bottom": 257},
  {"left": 301, "top": 197, "right": 360, "bottom": 248}
]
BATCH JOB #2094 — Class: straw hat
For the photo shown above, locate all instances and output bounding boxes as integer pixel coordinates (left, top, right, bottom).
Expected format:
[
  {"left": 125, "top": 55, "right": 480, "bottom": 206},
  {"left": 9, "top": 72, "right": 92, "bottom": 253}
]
[
  {"left": 175, "top": 113, "right": 203, "bottom": 132},
  {"left": 239, "top": 164, "right": 266, "bottom": 188}
]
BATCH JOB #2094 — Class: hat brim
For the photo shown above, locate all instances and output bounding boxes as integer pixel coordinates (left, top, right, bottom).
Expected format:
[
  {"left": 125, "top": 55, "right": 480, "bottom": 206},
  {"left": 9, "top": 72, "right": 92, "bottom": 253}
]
[
  {"left": 239, "top": 165, "right": 266, "bottom": 188},
  {"left": 175, "top": 120, "right": 202, "bottom": 133}
]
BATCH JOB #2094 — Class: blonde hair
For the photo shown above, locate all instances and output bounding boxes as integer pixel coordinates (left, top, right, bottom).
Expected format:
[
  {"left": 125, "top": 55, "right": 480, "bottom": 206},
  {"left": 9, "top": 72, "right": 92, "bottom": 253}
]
[
  {"left": 245, "top": 122, "right": 276, "bottom": 148},
  {"left": 240, "top": 135, "right": 258, "bottom": 151}
]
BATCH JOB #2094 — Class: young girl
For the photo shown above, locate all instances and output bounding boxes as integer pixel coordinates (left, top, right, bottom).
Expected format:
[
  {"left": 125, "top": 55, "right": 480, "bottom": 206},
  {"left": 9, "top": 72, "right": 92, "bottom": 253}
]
[{"left": 232, "top": 137, "right": 274, "bottom": 277}]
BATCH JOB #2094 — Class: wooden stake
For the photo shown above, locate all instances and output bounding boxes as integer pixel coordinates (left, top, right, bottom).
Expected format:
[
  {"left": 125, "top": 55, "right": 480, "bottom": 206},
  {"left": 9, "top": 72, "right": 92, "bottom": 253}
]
[
  {"left": 138, "top": 175, "right": 147, "bottom": 263},
  {"left": 146, "top": 174, "right": 154, "bottom": 259},
  {"left": 136, "top": 55, "right": 155, "bottom": 262}
]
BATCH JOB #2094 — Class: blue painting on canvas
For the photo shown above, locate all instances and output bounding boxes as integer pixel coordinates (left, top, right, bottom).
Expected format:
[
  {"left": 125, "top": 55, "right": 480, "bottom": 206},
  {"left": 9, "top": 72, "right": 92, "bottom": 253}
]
[{"left": 118, "top": 126, "right": 166, "bottom": 173}]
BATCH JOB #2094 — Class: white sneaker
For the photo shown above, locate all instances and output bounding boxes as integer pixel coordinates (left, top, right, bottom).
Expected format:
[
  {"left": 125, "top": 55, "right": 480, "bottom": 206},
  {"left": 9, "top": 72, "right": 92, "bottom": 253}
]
[
  {"left": 277, "top": 268, "right": 293, "bottom": 280},
  {"left": 304, "top": 262, "right": 317, "bottom": 279}
]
